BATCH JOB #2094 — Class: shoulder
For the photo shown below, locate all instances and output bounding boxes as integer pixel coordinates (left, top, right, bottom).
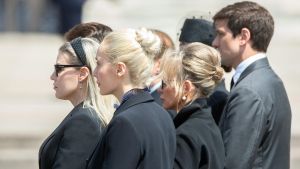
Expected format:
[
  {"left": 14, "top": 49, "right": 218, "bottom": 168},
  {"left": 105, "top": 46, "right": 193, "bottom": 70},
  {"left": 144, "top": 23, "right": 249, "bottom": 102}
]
[
  {"left": 176, "top": 114, "right": 216, "bottom": 144},
  {"left": 66, "top": 106, "right": 103, "bottom": 131}
]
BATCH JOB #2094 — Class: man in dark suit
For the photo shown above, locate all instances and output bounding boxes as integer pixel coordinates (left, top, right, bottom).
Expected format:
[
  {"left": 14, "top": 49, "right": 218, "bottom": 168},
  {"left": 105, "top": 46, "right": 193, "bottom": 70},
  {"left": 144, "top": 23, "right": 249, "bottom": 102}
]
[
  {"left": 179, "top": 18, "right": 231, "bottom": 124},
  {"left": 212, "top": 1, "right": 291, "bottom": 169}
]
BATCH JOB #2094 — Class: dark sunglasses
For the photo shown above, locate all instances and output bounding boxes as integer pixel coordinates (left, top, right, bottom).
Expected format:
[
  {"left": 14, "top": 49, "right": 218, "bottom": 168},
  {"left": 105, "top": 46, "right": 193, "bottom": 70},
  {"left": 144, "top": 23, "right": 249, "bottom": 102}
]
[
  {"left": 54, "top": 64, "right": 83, "bottom": 76},
  {"left": 161, "top": 80, "right": 167, "bottom": 89}
]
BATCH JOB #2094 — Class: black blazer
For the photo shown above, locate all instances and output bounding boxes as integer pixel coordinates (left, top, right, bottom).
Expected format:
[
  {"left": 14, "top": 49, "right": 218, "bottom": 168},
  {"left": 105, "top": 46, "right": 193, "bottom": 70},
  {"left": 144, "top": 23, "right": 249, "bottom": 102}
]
[
  {"left": 89, "top": 90, "right": 176, "bottom": 169},
  {"left": 207, "top": 80, "right": 229, "bottom": 124},
  {"left": 39, "top": 103, "right": 103, "bottom": 169},
  {"left": 173, "top": 98, "right": 225, "bottom": 169},
  {"left": 219, "top": 58, "right": 291, "bottom": 169}
]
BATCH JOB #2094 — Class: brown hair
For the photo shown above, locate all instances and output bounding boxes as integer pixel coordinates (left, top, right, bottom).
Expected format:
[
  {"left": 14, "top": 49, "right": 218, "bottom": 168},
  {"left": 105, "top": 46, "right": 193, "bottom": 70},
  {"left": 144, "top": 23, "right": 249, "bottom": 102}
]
[
  {"left": 213, "top": 1, "right": 274, "bottom": 52},
  {"left": 64, "top": 22, "right": 113, "bottom": 43},
  {"left": 150, "top": 29, "right": 175, "bottom": 60}
]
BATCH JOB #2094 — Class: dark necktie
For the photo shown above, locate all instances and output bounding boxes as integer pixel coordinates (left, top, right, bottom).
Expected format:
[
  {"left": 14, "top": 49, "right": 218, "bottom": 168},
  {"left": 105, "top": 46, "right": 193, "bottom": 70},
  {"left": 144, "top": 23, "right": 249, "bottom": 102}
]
[{"left": 230, "top": 78, "right": 235, "bottom": 90}]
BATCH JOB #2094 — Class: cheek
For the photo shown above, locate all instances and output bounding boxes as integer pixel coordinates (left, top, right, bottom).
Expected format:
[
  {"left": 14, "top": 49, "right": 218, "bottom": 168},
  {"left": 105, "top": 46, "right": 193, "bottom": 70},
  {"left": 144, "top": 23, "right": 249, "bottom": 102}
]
[
  {"left": 55, "top": 77, "right": 78, "bottom": 99},
  {"left": 161, "top": 87, "right": 177, "bottom": 109},
  {"left": 98, "top": 68, "right": 118, "bottom": 95}
]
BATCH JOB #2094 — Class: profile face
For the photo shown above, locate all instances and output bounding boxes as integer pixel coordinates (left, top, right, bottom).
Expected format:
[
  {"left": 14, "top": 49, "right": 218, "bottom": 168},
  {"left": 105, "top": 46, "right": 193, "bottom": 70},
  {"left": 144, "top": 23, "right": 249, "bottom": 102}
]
[
  {"left": 212, "top": 20, "right": 241, "bottom": 68},
  {"left": 158, "top": 80, "right": 178, "bottom": 111},
  {"left": 50, "top": 52, "right": 80, "bottom": 101},
  {"left": 93, "top": 48, "right": 119, "bottom": 96}
]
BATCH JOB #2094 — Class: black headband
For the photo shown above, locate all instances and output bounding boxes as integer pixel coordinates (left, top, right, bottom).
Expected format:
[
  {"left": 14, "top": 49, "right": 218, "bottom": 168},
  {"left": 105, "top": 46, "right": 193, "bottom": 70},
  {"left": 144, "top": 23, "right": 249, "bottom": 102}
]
[{"left": 70, "top": 37, "right": 87, "bottom": 65}]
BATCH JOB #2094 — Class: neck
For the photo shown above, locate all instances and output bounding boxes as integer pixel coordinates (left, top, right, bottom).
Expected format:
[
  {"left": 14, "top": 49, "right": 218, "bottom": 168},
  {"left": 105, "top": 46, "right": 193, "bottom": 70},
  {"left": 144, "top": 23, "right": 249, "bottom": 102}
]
[
  {"left": 69, "top": 84, "right": 88, "bottom": 107},
  {"left": 69, "top": 93, "right": 87, "bottom": 107},
  {"left": 114, "top": 83, "right": 140, "bottom": 102},
  {"left": 233, "top": 47, "right": 259, "bottom": 69}
]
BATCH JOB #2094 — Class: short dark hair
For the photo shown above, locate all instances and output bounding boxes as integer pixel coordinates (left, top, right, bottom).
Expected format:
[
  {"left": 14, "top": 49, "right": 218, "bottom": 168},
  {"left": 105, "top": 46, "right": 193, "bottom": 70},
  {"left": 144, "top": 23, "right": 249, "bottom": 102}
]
[
  {"left": 64, "top": 22, "right": 113, "bottom": 43},
  {"left": 213, "top": 1, "right": 274, "bottom": 52}
]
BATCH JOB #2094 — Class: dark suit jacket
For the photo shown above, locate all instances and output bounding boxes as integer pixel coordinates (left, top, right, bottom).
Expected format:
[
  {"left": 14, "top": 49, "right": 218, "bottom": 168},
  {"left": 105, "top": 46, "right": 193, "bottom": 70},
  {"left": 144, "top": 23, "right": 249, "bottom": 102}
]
[
  {"left": 39, "top": 103, "right": 103, "bottom": 169},
  {"left": 219, "top": 58, "right": 291, "bottom": 169},
  {"left": 173, "top": 98, "right": 225, "bottom": 169},
  {"left": 89, "top": 90, "right": 176, "bottom": 169},
  {"left": 207, "top": 80, "right": 229, "bottom": 124}
]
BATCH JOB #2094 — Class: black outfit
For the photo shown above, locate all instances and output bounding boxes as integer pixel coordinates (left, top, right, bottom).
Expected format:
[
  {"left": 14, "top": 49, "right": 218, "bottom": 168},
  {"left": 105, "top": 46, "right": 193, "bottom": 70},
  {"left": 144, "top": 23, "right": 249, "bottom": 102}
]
[
  {"left": 207, "top": 80, "right": 229, "bottom": 124},
  {"left": 89, "top": 89, "right": 176, "bottom": 169},
  {"left": 173, "top": 98, "right": 225, "bottom": 169},
  {"left": 39, "top": 103, "right": 103, "bottom": 169},
  {"left": 219, "top": 58, "right": 291, "bottom": 169}
]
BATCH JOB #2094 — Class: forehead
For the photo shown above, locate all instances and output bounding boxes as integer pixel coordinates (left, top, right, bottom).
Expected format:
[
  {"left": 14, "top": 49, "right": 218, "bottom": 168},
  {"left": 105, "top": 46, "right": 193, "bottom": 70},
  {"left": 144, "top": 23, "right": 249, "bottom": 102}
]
[
  {"left": 57, "top": 51, "right": 71, "bottom": 64},
  {"left": 96, "top": 48, "right": 109, "bottom": 62},
  {"left": 214, "top": 20, "right": 230, "bottom": 32}
]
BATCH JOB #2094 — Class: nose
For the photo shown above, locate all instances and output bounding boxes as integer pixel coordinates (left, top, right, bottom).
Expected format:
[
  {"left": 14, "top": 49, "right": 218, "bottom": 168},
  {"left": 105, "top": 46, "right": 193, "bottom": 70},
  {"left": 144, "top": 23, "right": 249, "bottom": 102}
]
[
  {"left": 50, "top": 71, "right": 56, "bottom": 80},
  {"left": 212, "top": 37, "right": 218, "bottom": 49}
]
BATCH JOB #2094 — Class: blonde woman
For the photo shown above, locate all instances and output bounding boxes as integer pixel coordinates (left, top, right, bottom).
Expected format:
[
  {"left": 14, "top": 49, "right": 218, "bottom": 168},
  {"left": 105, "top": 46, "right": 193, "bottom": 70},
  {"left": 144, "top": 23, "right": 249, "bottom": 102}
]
[
  {"left": 39, "top": 37, "right": 116, "bottom": 169},
  {"left": 90, "top": 28, "right": 176, "bottom": 169},
  {"left": 159, "top": 42, "right": 225, "bottom": 169}
]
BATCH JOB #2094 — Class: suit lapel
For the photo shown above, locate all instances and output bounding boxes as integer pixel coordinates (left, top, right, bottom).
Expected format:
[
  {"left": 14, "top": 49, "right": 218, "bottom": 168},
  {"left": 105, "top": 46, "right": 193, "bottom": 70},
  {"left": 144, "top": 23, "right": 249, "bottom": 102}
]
[
  {"left": 235, "top": 58, "right": 270, "bottom": 87},
  {"left": 38, "top": 103, "right": 83, "bottom": 168}
]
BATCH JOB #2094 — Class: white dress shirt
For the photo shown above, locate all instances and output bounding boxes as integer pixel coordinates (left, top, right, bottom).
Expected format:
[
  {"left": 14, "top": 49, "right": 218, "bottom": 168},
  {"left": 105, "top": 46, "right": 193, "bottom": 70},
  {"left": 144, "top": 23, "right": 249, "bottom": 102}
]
[{"left": 232, "top": 53, "right": 267, "bottom": 84}]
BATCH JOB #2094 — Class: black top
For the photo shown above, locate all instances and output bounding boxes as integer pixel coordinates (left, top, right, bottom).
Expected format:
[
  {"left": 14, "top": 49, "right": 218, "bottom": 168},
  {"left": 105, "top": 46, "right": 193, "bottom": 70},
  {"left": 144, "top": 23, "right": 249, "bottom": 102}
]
[
  {"left": 173, "top": 98, "right": 225, "bottom": 169},
  {"left": 207, "top": 80, "right": 229, "bottom": 124},
  {"left": 39, "top": 103, "right": 103, "bottom": 169},
  {"left": 88, "top": 90, "right": 176, "bottom": 169}
]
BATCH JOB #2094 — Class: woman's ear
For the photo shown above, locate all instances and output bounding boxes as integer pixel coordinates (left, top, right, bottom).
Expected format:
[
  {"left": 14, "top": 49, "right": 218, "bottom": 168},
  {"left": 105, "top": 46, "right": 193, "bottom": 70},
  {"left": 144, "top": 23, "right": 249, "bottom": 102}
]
[
  {"left": 78, "top": 67, "right": 89, "bottom": 82},
  {"left": 182, "top": 80, "right": 196, "bottom": 100},
  {"left": 116, "top": 62, "right": 127, "bottom": 77}
]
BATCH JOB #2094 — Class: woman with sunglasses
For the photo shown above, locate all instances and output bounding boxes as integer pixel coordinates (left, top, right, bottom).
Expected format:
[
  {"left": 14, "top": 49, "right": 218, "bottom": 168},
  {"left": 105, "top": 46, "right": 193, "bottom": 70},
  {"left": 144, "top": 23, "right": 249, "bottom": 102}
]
[
  {"left": 159, "top": 42, "right": 225, "bottom": 169},
  {"left": 90, "top": 28, "right": 176, "bottom": 169},
  {"left": 39, "top": 37, "right": 116, "bottom": 169}
]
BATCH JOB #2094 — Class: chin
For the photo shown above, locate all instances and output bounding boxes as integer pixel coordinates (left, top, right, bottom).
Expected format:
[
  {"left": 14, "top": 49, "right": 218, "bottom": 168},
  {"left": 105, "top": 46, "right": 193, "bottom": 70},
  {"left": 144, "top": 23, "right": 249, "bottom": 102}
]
[{"left": 100, "top": 90, "right": 109, "bottom": 95}]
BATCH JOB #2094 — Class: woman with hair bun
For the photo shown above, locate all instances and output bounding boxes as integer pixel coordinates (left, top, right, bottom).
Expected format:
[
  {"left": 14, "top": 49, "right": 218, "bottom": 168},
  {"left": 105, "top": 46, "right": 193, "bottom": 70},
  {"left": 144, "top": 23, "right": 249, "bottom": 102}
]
[
  {"left": 159, "top": 42, "right": 225, "bottom": 169},
  {"left": 90, "top": 28, "right": 176, "bottom": 169}
]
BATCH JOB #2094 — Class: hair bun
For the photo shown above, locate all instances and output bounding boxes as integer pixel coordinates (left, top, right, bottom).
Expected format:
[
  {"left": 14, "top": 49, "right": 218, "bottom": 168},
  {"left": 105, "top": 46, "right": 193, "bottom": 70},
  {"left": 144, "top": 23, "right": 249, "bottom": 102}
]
[
  {"left": 212, "top": 66, "right": 224, "bottom": 82},
  {"left": 135, "top": 28, "right": 162, "bottom": 58}
]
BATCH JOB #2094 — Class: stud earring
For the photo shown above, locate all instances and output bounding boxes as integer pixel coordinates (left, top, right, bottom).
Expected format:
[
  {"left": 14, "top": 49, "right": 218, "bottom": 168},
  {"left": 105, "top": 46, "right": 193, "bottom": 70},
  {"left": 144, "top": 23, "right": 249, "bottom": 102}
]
[{"left": 182, "top": 96, "right": 187, "bottom": 100}]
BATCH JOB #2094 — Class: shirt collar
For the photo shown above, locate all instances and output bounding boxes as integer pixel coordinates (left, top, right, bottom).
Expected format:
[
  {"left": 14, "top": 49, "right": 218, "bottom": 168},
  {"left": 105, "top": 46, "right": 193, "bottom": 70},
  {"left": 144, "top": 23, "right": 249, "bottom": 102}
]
[{"left": 233, "top": 53, "right": 266, "bottom": 83}]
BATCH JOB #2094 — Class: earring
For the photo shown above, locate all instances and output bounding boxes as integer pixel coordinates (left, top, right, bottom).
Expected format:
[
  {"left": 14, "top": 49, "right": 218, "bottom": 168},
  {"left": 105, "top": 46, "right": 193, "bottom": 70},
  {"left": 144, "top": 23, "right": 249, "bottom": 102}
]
[
  {"left": 182, "top": 96, "right": 187, "bottom": 100},
  {"left": 79, "top": 82, "right": 82, "bottom": 89}
]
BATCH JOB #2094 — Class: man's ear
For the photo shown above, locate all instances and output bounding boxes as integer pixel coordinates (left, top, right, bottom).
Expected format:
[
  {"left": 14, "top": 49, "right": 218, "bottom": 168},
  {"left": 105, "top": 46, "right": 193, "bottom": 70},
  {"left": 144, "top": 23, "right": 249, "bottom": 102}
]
[
  {"left": 78, "top": 67, "right": 89, "bottom": 82},
  {"left": 116, "top": 62, "right": 127, "bottom": 77},
  {"left": 239, "top": 28, "right": 251, "bottom": 46}
]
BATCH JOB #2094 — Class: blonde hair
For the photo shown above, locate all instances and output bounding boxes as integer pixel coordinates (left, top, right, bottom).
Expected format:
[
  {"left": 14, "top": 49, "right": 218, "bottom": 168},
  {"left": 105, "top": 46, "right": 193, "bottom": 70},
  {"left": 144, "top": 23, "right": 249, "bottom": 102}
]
[
  {"left": 100, "top": 28, "right": 161, "bottom": 87},
  {"left": 161, "top": 42, "right": 223, "bottom": 100},
  {"left": 59, "top": 38, "right": 117, "bottom": 125}
]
